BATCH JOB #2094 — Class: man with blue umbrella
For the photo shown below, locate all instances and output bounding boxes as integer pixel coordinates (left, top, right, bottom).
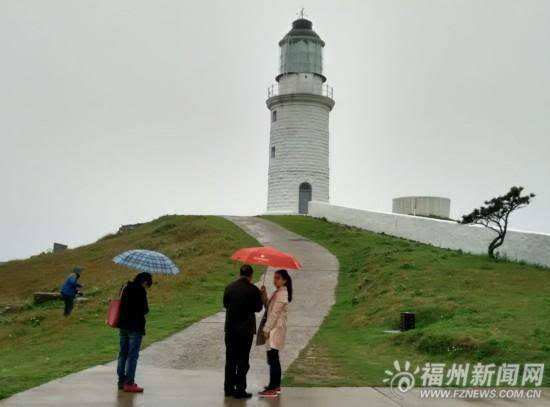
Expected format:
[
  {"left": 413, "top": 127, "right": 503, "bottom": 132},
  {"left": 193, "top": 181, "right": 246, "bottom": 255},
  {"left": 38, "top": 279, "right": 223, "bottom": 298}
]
[{"left": 112, "top": 249, "right": 179, "bottom": 393}]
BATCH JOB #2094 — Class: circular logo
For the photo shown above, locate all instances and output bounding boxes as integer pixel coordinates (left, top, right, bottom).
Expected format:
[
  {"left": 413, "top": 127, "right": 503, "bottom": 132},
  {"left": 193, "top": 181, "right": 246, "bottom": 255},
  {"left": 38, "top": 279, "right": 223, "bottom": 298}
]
[
  {"left": 383, "top": 360, "right": 419, "bottom": 399},
  {"left": 390, "top": 371, "right": 415, "bottom": 397}
]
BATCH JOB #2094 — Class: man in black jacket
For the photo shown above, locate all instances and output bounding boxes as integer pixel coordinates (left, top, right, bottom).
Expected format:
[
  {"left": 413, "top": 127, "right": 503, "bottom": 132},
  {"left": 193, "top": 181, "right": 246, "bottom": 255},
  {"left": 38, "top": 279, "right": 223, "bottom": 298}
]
[
  {"left": 223, "top": 264, "right": 263, "bottom": 399},
  {"left": 117, "top": 272, "right": 152, "bottom": 393}
]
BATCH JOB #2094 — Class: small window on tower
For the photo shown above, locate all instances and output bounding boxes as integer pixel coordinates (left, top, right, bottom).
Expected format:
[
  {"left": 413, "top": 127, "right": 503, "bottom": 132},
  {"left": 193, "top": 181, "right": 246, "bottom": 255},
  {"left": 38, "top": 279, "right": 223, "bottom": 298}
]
[
  {"left": 271, "top": 146, "right": 276, "bottom": 158},
  {"left": 272, "top": 110, "right": 277, "bottom": 122}
]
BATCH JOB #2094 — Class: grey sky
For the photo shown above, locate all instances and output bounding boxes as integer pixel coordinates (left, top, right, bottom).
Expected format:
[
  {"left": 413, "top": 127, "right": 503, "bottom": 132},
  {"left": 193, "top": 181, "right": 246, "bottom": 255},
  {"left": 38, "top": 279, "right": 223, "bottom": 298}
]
[{"left": 1, "top": 0, "right": 549, "bottom": 261}]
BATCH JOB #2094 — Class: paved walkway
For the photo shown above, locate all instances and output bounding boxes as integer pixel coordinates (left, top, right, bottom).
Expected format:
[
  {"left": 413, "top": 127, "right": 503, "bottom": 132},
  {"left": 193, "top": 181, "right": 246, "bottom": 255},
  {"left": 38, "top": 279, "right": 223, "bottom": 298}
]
[
  {"left": 1, "top": 216, "right": 548, "bottom": 406},
  {"left": 0, "top": 216, "right": 342, "bottom": 406},
  {"left": 136, "top": 216, "right": 339, "bottom": 379}
]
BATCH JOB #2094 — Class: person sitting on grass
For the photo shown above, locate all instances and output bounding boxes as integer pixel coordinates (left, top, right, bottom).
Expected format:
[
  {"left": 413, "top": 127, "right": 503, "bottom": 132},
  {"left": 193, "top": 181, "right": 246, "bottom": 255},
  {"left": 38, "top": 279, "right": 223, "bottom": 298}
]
[
  {"left": 60, "top": 266, "right": 83, "bottom": 317},
  {"left": 117, "top": 272, "right": 152, "bottom": 393}
]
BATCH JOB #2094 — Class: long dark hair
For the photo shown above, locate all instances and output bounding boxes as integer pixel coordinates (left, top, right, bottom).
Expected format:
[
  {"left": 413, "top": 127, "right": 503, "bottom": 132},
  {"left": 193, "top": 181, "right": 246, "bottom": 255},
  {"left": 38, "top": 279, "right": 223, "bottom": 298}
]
[
  {"left": 134, "top": 272, "right": 153, "bottom": 288},
  {"left": 275, "top": 269, "right": 293, "bottom": 303}
]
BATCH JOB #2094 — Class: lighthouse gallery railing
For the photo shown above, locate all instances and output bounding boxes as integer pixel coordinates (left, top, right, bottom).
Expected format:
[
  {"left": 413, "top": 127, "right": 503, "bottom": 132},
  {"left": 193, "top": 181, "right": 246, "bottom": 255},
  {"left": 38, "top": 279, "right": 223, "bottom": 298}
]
[{"left": 267, "top": 83, "right": 333, "bottom": 99}]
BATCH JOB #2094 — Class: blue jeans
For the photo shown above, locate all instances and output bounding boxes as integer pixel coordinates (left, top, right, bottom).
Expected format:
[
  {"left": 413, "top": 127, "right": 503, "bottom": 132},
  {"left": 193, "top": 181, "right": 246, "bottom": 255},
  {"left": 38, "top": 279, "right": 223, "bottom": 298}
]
[{"left": 117, "top": 329, "right": 143, "bottom": 385}]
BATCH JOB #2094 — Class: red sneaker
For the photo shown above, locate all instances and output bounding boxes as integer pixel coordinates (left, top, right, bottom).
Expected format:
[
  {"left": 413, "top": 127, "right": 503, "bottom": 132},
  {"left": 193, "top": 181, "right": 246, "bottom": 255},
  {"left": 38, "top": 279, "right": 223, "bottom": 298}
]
[
  {"left": 263, "top": 386, "right": 281, "bottom": 394},
  {"left": 258, "top": 389, "right": 279, "bottom": 398},
  {"left": 123, "top": 384, "right": 144, "bottom": 393}
]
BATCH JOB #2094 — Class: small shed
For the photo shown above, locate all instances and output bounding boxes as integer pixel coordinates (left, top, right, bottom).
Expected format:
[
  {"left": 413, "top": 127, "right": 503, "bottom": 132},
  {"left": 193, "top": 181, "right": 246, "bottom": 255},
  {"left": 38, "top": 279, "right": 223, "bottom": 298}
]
[{"left": 392, "top": 196, "right": 451, "bottom": 219}]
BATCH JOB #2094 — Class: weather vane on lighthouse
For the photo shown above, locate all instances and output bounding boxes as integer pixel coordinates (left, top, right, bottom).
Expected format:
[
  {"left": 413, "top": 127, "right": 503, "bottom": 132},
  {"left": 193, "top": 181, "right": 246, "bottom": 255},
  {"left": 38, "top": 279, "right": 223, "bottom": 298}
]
[{"left": 297, "top": 7, "right": 308, "bottom": 19}]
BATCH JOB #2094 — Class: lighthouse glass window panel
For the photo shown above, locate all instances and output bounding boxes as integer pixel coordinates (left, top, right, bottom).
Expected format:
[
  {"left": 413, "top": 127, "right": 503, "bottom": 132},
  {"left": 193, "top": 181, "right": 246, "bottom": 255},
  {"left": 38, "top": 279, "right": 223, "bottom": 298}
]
[
  {"left": 280, "top": 40, "right": 322, "bottom": 75},
  {"left": 272, "top": 110, "right": 277, "bottom": 122},
  {"left": 271, "top": 146, "right": 276, "bottom": 158}
]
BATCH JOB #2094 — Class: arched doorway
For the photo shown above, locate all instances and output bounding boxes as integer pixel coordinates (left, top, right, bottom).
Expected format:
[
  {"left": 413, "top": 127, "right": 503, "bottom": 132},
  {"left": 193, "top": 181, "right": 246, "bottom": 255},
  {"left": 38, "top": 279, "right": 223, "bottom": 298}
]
[{"left": 299, "top": 182, "right": 312, "bottom": 214}]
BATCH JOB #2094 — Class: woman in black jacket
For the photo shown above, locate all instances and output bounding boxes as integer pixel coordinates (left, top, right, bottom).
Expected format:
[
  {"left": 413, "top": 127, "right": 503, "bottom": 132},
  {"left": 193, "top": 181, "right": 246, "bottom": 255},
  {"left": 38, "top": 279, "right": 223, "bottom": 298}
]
[{"left": 116, "top": 272, "right": 152, "bottom": 392}]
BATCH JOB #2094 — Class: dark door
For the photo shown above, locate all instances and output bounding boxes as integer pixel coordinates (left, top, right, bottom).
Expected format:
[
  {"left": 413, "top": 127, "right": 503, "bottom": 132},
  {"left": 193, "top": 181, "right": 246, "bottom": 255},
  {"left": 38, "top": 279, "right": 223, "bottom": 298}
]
[{"left": 299, "top": 183, "right": 312, "bottom": 214}]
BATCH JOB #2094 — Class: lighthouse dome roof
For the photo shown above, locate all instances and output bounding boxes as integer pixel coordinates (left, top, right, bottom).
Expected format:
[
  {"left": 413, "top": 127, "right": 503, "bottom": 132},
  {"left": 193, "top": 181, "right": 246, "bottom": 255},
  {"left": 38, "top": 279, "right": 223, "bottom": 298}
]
[{"left": 278, "top": 19, "right": 325, "bottom": 47}]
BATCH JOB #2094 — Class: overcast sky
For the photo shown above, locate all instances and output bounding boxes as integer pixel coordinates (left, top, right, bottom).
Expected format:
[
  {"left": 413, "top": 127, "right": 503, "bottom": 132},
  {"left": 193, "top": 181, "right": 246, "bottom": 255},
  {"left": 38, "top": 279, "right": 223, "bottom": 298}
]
[{"left": 1, "top": 0, "right": 549, "bottom": 261}]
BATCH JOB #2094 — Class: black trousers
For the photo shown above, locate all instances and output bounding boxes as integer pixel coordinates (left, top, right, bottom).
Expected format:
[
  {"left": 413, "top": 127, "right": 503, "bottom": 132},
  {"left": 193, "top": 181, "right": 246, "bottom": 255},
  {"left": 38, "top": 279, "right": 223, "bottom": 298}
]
[
  {"left": 267, "top": 349, "right": 281, "bottom": 389},
  {"left": 61, "top": 294, "right": 74, "bottom": 316},
  {"left": 224, "top": 332, "right": 253, "bottom": 394}
]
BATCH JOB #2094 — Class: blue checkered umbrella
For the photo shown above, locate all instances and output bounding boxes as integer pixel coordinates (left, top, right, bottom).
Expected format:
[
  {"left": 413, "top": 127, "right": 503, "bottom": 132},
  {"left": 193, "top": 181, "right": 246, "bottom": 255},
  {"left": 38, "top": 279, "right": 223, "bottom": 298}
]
[{"left": 113, "top": 249, "right": 179, "bottom": 274}]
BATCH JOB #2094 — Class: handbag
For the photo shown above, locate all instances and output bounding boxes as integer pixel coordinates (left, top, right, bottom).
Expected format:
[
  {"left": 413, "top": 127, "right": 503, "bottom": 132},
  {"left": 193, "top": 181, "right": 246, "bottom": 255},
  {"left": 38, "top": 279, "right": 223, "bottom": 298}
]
[
  {"left": 106, "top": 284, "right": 126, "bottom": 328},
  {"left": 256, "top": 310, "right": 268, "bottom": 346}
]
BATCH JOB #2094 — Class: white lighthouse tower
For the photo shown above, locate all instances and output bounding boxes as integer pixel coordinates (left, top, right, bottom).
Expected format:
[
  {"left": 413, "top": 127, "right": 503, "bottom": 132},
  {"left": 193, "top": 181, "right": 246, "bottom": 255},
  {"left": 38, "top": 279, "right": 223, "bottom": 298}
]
[{"left": 266, "top": 16, "right": 335, "bottom": 214}]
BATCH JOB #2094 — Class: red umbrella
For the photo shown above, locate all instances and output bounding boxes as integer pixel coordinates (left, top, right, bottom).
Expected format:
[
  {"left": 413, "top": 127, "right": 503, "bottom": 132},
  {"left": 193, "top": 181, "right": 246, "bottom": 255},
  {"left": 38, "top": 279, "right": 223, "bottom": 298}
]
[
  {"left": 231, "top": 246, "right": 301, "bottom": 283},
  {"left": 231, "top": 246, "right": 301, "bottom": 269}
]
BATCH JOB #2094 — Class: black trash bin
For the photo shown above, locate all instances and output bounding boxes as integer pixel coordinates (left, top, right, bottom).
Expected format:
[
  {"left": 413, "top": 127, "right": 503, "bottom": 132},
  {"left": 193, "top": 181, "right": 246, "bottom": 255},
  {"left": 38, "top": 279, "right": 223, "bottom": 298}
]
[{"left": 400, "top": 312, "right": 415, "bottom": 331}]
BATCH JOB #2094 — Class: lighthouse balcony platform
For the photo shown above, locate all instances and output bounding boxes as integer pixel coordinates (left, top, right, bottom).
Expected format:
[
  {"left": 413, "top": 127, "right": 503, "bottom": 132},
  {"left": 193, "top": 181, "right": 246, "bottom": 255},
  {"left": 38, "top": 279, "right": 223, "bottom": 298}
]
[{"left": 267, "top": 82, "right": 333, "bottom": 99}]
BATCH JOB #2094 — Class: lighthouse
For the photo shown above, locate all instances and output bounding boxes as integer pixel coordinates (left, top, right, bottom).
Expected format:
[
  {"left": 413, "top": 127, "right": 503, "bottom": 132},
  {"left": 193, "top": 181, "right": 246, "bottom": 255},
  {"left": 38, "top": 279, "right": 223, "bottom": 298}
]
[{"left": 266, "top": 16, "right": 335, "bottom": 214}]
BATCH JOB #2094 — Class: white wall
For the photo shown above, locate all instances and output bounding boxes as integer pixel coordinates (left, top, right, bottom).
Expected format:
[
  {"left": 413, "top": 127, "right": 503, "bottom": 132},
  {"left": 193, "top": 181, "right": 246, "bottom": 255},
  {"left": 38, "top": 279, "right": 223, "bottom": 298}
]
[
  {"left": 266, "top": 90, "right": 333, "bottom": 213},
  {"left": 278, "top": 73, "right": 323, "bottom": 95},
  {"left": 309, "top": 201, "right": 550, "bottom": 268}
]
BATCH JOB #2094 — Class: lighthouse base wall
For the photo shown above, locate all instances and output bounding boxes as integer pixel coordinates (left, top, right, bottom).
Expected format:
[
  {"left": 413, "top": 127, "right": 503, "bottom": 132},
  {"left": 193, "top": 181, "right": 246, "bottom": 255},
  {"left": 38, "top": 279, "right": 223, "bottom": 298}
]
[
  {"left": 267, "top": 170, "right": 328, "bottom": 213},
  {"left": 266, "top": 93, "right": 332, "bottom": 214}
]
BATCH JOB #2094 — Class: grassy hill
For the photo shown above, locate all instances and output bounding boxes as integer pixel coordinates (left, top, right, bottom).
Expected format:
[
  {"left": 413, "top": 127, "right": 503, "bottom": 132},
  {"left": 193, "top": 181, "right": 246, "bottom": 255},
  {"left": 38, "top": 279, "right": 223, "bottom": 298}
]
[
  {"left": 2, "top": 214, "right": 548, "bottom": 398},
  {"left": 264, "top": 216, "right": 550, "bottom": 387},
  {"left": 0, "top": 215, "right": 261, "bottom": 400}
]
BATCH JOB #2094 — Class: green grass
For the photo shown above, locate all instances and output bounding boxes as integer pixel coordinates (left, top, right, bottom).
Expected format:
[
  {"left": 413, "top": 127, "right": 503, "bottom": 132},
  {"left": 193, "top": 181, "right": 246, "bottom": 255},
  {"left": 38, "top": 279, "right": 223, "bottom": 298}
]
[
  {"left": 263, "top": 215, "right": 550, "bottom": 387},
  {"left": 0, "top": 215, "right": 262, "bottom": 400}
]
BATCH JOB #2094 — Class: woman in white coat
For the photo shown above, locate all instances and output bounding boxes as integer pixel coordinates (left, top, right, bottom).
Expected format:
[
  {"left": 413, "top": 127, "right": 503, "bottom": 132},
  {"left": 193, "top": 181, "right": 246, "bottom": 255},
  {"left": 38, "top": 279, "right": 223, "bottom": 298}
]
[{"left": 258, "top": 269, "right": 293, "bottom": 398}]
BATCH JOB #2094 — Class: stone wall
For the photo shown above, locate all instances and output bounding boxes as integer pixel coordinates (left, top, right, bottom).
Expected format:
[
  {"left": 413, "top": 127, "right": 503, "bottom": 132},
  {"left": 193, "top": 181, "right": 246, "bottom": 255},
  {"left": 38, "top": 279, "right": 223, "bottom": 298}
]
[
  {"left": 266, "top": 91, "right": 334, "bottom": 213},
  {"left": 309, "top": 201, "right": 550, "bottom": 267}
]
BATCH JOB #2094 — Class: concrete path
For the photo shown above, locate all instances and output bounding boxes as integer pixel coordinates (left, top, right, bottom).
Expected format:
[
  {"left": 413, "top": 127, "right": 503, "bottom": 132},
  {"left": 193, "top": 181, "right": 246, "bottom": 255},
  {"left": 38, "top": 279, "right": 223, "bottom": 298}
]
[
  {"left": 0, "top": 216, "right": 341, "bottom": 406},
  {"left": 134, "top": 216, "right": 339, "bottom": 380},
  {"left": 1, "top": 216, "right": 548, "bottom": 406}
]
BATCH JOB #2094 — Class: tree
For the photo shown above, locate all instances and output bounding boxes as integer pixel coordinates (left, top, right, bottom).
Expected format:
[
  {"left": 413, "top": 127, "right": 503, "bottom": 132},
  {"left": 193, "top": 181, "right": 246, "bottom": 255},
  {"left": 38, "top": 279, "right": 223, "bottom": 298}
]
[{"left": 459, "top": 186, "right": 535, "bottom": 259}]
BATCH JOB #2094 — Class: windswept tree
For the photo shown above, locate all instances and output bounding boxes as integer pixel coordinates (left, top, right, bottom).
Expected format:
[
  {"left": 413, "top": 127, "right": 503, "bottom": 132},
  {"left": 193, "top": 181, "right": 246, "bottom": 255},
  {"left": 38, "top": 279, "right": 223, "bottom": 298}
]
[{"left": 459, "top": 186, "right": 535, "bottom": 259}]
